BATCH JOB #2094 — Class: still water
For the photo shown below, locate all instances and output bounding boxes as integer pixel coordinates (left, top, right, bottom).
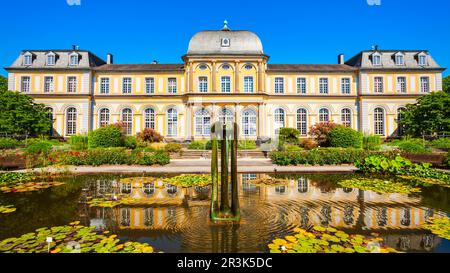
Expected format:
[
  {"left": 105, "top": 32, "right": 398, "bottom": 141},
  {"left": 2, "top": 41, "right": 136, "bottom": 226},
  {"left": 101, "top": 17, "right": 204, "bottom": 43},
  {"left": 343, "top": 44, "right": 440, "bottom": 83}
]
[{"left": 1, "top": 173, "right": 449, "bottom": 253}]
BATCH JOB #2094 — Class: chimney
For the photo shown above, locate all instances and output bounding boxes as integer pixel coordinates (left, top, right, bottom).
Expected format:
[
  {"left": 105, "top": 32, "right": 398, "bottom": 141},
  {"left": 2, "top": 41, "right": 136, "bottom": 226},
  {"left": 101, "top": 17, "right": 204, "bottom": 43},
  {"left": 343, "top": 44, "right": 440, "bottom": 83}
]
[
  {"left": 152, "top": 60, "right": 158, "bottom": 64},
  {"left": 72, "top": 45, "right": 79, "bottom": 51},
  {"left": 338, "top": 54, "right": 345, "bottom": 65},
  {"left": 107, "top": 53, "right": 114, "bottom": 64}
]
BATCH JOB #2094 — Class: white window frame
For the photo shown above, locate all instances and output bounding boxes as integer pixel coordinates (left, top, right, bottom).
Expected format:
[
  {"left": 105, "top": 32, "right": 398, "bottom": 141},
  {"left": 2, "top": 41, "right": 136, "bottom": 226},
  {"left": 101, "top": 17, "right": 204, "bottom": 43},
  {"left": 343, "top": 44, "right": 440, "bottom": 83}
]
[
  {"left": 195, "top": 108, "right": 211, "bottom": 136},
  {"left": 121, "top": 108, "right": 133, "bottom": 135},
  {"left": 66, "top": 107, "right": 77, "bottom": 136},
  {"left": 374, "top": 108, "right": 385, "bottom": 136},
  {"left": 167, "top": 108, "right": 178, "bottom": 137},
  {"left": 100, "top": 77, "right": 110, "bottom": 94},
  {"left": 198, "top": 76, "right": 208, "bottom": 93},
  {"left": 219, "top": 108, "right": 234, "bottom": 124},
  {"left": 395, "top": 54, "right": 404, "bottom": 66},
  {"left": 242, "top": 109, "right": 257, "bottom": 136},
  {"left": 23, "top": 54, "right": 32, "bottom": 65},
  {"left": 69, "top": 54, "right": 78, "bottom": 66},
  {"left": 168, "top": 78, "right": 177, "bottom": 94},
  {"left": 296, "top": 77, "right": 307, "bottom": 94},
  {"left": 67, "top": 76, "right": 77, "bottom": 93},
  {"left": 144, "top": 108, "right": 155, "bottom": 129},
  {"left": 319, "top": 78, "right": 329, "bottom": 94},
  {"left": 341, "top": 78, "right": 351, "bottom": 94},
  {"left": 145, "top": 77, "right": 155, "bottom": 94},
  {"left": 243, "top": 76, "right": 254, "bottom": 93},
  {"left": 274, "top": 108, "right": 285, "bottom": 135},
  {"left": 99, "top": 108, "right": 110, "bottom": 127},
  {"left": 374, "top": 76, "right": 384, "bottom": 93},
  {"left": 341, "top": 108, "right": 352, "bottom": 128},
  {"left": 122, "top": 77, "right": 132, "bottom": 94},
  {"left": 319, "top": 108, "right": 330, "bottom": 122},
  {"left": 44, "top": 76, "right": 54, "bottom": 93},
  {"left": 373, "top": 54, "right": 381, "bottom": 66},
  {"left": 221, "top": 76, "right": 231, "bottom": 93},
  {"left": 296, "top": 108, "right": 308, "bottom": 136},
  {"left": 47, "top": 54, "right": 55, "bottom": 66},
  {"left": 396, "top": 76, "right": 407, "bottom": 93},
  {"left": 21, "top": 76, "right": 31, "bottom": 93},
  {"left": 420, "top": 76, "right": 430, "bottom": 93},
  {"left": 418, "top": 55, "right": 427, "bottom": 66},
  {"left": 274, "top": 77, "right": 284, "bottom": 94}
]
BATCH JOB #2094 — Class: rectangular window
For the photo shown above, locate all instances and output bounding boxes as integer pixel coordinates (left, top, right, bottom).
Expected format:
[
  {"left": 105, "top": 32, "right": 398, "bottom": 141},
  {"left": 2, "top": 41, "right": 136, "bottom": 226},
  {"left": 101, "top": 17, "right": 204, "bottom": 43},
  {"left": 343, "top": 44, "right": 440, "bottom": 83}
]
[
  {"left": 419, "top": 55, "right": 427, "bottom": 66},
  {"left": 374, "top": 77, "right": 384, "bottom": 93},
  {"left": 70, "top": 55, "right": 78, "bottom": 66},
  {"left": 221, "top": 76, "right": 231, "bottom": 93},
  {"left": 168, "top": 78, "right": 177, "bottom": 94},
  {"left": 341, "top": 78, "right": 351, "bottom": 94},
  {"left": 122, "top": 77, "right": 132, "bottom": 94},
  {"left": 244, "top": 76, "right": 254, "bottom": 93},
  {"left": 296, "top": 78, "right": 307, "bottom": 94},
  {"left": 373, "top": 55, "right": 381, "bottom": 66},
  {"left": 44, "top": 76, "right": 54, "bottom": 93},
  {"left": 198, "top": 77, "right": 208, "bottom": 93},
  {"left": 319, "top": 78, "right": 329, "bottom": 94},
  {"left": 67, "top": 76, "right": 77, "bottom": 93},
  {"left": 100, "top": 78, "right": 110, "bottom": 94},
  {"left": 395, "top": 55, "right": 404, "bottom": 66},
  {"left": 397, "top": 77, "right": 407, "bottom": 93},
  {"left": 420, "top": 77, "right": 430, "bottom": 93},
  {"left": 145, "top": 77, "right": 155, "bottom": 94},
  {"left": 21, "top": 76, "right": 31, "bottom": 93},
  {"left": 47, "top": 55, "right": 55, "bottom": 66},
  {"left": 274, "top": 77, "right": 284, "bottom": 94},
  {"left": 24, "top": 55, "right": 32, "bottom": 65}
]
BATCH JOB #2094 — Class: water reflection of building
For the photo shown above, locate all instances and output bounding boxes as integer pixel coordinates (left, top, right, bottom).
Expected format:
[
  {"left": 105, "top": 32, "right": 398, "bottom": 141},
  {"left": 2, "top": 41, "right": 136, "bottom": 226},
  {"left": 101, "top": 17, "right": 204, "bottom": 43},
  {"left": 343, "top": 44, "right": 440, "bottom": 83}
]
[{"left": 80, "top": 174, "right": 447, "bottom": 252}]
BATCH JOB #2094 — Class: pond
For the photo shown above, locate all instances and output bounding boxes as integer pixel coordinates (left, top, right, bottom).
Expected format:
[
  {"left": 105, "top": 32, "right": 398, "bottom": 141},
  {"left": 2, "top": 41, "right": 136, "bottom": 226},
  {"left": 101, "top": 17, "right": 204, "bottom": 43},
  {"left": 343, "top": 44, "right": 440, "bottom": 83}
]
[{"left": 1, "top": 173, "right": 449, "bottom": 253}]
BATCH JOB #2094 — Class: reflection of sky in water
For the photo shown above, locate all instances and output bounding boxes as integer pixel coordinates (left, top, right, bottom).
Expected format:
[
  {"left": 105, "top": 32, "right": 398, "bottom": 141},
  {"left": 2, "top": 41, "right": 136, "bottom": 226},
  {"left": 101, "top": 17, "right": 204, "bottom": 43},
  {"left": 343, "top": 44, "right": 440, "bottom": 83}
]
[{"left": 1, "top": 173, "right": 449, "bottom": 253}]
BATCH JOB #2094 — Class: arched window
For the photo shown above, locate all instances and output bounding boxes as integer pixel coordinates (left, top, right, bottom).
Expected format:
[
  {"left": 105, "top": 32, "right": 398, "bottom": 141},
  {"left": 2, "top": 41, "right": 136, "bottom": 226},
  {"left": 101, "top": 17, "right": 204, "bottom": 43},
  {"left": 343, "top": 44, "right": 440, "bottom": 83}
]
[
  {"left": 374, "top": 107, "right": 385, "bottom": 136},
  {"left": 195, "top": 108, "right": 211, "bottom": 136},
  {"left": 99, "top": 108, "right": 110, "bottom": 128},
  {"left": 319, "top": 108, "right": 330, "bottom": 122},
  {"left": 45, "top": 107, "right": 54, "bottom": 136},
  {"left": 219, "top": 108, "right": 234, "bottom": 124},
  {"left": 66, "top": 107, "right": 77, "bottom": 136},
  {"left": 296, "top": 108, "right": 308, "bottom": 136},
  {"left": 397, "top": 107, "right": 406, "bottom": 136},
  {"left": 121, "top": 108, "right": 133, "bottom": 135},
  {"left": 144, "top": 108, "right": 155, "bottom": 129},
  {"left": 341, "top": 108, "right": 352, "bottom": 127},
  {"left": 274, "top": 108, "right": 285, "bottom": 135},
  {"left": 242, "top": 109, "right": 257, "bottom": 136},
  {"left": 167, "top": 108, "right": 178, "bottom": 137}
]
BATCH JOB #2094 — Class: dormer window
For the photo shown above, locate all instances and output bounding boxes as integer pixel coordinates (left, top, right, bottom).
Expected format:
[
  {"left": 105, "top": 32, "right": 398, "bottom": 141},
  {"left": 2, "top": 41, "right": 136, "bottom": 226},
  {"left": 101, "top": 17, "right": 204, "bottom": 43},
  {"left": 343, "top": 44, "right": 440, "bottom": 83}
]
[
  {"left": 69, "top": 54, "right": 79, "bottom": 66},
  {"left": 419, "top": 55, "right": 427, "bottom": 66},
  {"left": 395, "top": 54, "right": 404, "bottom": 66},
  {"left": 23, "top": 54, "right": 32, "bottom": 65},
  {"left": 47, "top": 54, "right": 56, "bottom": 66},
  {"left": 373, "top": 54, "right": 381, "bottom": 66}
]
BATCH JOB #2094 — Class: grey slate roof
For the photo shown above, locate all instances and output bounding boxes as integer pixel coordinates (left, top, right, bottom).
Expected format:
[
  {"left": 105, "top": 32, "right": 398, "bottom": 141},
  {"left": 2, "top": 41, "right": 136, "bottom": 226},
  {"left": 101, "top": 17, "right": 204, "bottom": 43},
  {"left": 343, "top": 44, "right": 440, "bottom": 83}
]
[
  {"left": 94, "top": 64, "right": 185, "bottom": 72},
  {"left": 6, "top": 50, "right": 106, "bottom": 70},
  {"left": 345, "top": 50, "right": 443, "bottom": 70},
  {"left": 267, "top": 64, "right": 357, "bottom": 73}
]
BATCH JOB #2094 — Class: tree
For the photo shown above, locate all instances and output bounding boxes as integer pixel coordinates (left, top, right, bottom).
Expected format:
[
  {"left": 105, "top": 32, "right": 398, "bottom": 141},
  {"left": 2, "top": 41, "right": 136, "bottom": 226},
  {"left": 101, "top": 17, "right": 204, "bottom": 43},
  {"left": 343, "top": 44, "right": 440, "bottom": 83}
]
[
  {"left": 0, "top": 89, "right": 52, "bottom": 136},
  {"left": 399, "top": 91, "right": 450, "bottom": 137},
  {"left": 0, "top": 75, "right": 7, "bottom": 91},
  {"left": 443, "top": 75, "right": 450, "bottom": 94}
]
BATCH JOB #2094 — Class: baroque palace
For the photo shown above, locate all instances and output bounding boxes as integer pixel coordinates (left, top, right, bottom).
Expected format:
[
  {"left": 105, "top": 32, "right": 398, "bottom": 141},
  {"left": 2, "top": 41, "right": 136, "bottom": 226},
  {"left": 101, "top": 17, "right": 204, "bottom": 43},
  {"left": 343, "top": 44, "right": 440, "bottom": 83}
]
[{"left": 5, "top": 23, "right": 445, "bottom": 140}]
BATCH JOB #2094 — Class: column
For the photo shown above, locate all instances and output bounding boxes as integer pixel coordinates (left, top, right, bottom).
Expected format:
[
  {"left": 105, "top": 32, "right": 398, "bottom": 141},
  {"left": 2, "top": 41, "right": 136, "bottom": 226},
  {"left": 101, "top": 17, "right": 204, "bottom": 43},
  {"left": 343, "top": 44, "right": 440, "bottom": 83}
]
[
  {"left": 258, "top": 62, "right": 265, "bottom": 93},
  {"left": 186, "top": 103, "right": 192, "bottom": 140},
  {"left": 188, "top": 62, "right": 194, "bottom": 93},
  {"left": 234, "top": 61, "right": 240, "bottom": 93},
  {"left": 235, "top": 103, "right": 242, "bottom": 138},
  {"left": 258, "top": 103, "right": 266, "bottom": 137},
  {"left": 211, "top": 61, "right": 217, "bottom": 93}
]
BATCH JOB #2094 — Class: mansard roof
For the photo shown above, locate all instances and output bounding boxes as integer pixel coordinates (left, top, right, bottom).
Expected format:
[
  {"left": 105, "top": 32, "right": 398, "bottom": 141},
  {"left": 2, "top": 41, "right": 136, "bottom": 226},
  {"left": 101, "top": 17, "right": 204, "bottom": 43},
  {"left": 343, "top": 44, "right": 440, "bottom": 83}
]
[
  {"left": 94, "top": 64, "right": 185, "bottom": 72},
  {"left": 267, "top": 64, "right": 357, "bottom": 73}
]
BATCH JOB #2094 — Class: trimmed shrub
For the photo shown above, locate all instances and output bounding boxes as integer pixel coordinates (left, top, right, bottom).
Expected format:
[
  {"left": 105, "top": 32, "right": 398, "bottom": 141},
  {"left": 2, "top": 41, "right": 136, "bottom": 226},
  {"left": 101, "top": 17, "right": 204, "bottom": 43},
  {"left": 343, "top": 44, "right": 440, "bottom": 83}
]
[
  {"left": 148, "top": 142, "right": 166, "bottom": 151},
  {"left": 140, "top": 150, "right": 170, "bottom": 166},
  {"left": 279, "top": 128, "right": 300, "bottom": 145},
  {"left": 137, "top": 128, "right": 164, "bottom": 143},
  {"left": 329, "top": 127, "right": 363, "bottom": 148},
  {"left": 238, "top": 140, "right": 257, "bottom": 150},
  {"left": 88, "top": 125, "right": 124, "bottom": 148},
  {"left": 69, "top": 135, "right": 88, "bottom": 150},
  {"left": 309, "top": 122, "right": 340, "bottom": 147},
  {"left": 363, "top": 135, "right": 382, "bottom": 151},
  {"left": 124, "top": 136, "right": 138, "bottom": 149},
  {"left": 398, "top": 141, "right": 430, "bottom": 154},
  {"left": 431, "top": 138, "right": 450, "bottom": 150},
  {"left": 164, "top": 143, "right": 182, "bottom": 153},
  {"left": 0, "top": 138, "right": 20, "bottom": 150},
  {"left": 283, "top": 144, "right": 303, "bottom": 151},
  {"left": 188, "top": 140, "right": 212, "bottom": 150},
  {"left": 300, "top": 139, "right": 318, "bottom": 150}
]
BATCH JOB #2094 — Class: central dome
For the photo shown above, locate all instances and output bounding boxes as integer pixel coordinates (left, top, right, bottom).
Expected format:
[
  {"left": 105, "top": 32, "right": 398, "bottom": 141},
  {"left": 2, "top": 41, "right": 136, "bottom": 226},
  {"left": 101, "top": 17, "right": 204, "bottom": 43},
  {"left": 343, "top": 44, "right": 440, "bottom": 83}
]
[{"left": 187, "top": 30, "right": 264, "bottom": 55}]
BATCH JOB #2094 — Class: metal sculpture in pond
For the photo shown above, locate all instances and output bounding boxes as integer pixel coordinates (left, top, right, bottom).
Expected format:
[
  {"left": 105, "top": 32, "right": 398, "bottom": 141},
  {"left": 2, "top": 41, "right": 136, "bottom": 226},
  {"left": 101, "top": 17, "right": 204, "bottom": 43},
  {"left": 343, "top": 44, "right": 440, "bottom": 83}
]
[{"left": 210, "top": 121, "right": 240, "bottom": 222}]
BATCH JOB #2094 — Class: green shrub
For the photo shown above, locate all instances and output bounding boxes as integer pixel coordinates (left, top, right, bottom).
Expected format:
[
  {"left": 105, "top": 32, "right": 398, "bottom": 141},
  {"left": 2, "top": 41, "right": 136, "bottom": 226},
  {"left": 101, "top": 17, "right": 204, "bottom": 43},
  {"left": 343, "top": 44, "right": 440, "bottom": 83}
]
[
  {"left": 238, "top": 140, "right": 257, "bottom": 150},
  {"left": 139, "top": 150, "right": 170, "bottom": 166},
  {"left": 88, "top": 126, "right": 124, "bottom": 148},
  {"left": 300, "top": 139, "right": 318, "bottom": 150},
  {"left": 397, "top": 141, "right": 430, "bottom": 154},
  {"left": 0, "top": 138, "right": 20, "bottom": 149},
  {"left": 24, "top": 141, "right": 53, "bottom": 155},
  {"left": 431, "top": 138, "right": 450, "bottom": 150},
  {"left": 69, "top": 135, "right": 88, "bottom": 150},
  {"left": 188, "top": 140, "right": 211, "bottom": 150},
  {"left": 329, "top": 127, "right": 363, "bottom": 148},
  {"left": 363, "top": 135, "right": 382, "bottom": 151},
  {"left": 445, "top": 153, "right": 450, "bottom": 167},
  {"left": 164, "top": 143, "right": 182, "bottom": 153},
  {"left": 283, "top": 144, "right": 303, "bottom": 151},
  {"left": 279, "top": 128, "right": 300, "bottom": 145},
  {"left": 137, "top": 128, "right": 164, "bottom": 143},
  {"left": 124, "top": 136, "right": 138, "bottom": 149}
]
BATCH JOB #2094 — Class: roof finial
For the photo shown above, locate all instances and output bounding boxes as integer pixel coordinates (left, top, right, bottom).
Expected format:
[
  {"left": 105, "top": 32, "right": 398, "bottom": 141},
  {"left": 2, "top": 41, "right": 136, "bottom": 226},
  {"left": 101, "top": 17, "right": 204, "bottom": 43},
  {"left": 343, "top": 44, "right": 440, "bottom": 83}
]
[{"left": 222, "top": 20, "right": 230, "bottom": 31}]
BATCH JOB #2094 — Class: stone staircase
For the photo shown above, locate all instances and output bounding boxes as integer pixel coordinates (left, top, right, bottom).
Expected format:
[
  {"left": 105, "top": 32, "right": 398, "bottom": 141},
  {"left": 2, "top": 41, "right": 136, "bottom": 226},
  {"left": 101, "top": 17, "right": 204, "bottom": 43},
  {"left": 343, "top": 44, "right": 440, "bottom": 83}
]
[{"left": 171, "top": 150, "right": 267, "bottom": 159}]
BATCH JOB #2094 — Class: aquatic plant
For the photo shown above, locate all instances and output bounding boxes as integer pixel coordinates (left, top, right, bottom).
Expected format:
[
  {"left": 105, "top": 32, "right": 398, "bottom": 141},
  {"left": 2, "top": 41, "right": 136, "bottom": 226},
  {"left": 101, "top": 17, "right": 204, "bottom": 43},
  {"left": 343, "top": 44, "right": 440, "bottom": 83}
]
[
  {"left": 338, "top": 178, "right": 421, "bottom": 194},
  {"left": 0, "top": 221, "right": 155, "bottom": 253},
  {"left": 247, "top": 177, "right": 289, "bottom": 186},
  {"left": 87, "top": 196, "right": 176, "bottom": 208},
  {"left": 268, "top": 226, "right": 399, "bottom": 253},
  {"left": 0, "top": 172, "right": 34, "bottom": 185},
  {"left": 422, "top": 217, "right": 450, "bottom": 240},
  {"left": 163, "top": 174, "right": 211, "bottom": 188},
  {"left": 1, "top": 181, "right": 64, "bottom": 193},
  {"left": 0, "top": 205, "right": 16, "bottom": 214}
]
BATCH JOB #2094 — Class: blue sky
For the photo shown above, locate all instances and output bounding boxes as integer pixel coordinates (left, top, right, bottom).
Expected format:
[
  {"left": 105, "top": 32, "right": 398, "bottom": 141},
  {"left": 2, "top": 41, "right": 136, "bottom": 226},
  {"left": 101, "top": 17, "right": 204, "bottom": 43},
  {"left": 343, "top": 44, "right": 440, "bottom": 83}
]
[{"left": 1, "top": 0, "right": 449, "bottom": 76}]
